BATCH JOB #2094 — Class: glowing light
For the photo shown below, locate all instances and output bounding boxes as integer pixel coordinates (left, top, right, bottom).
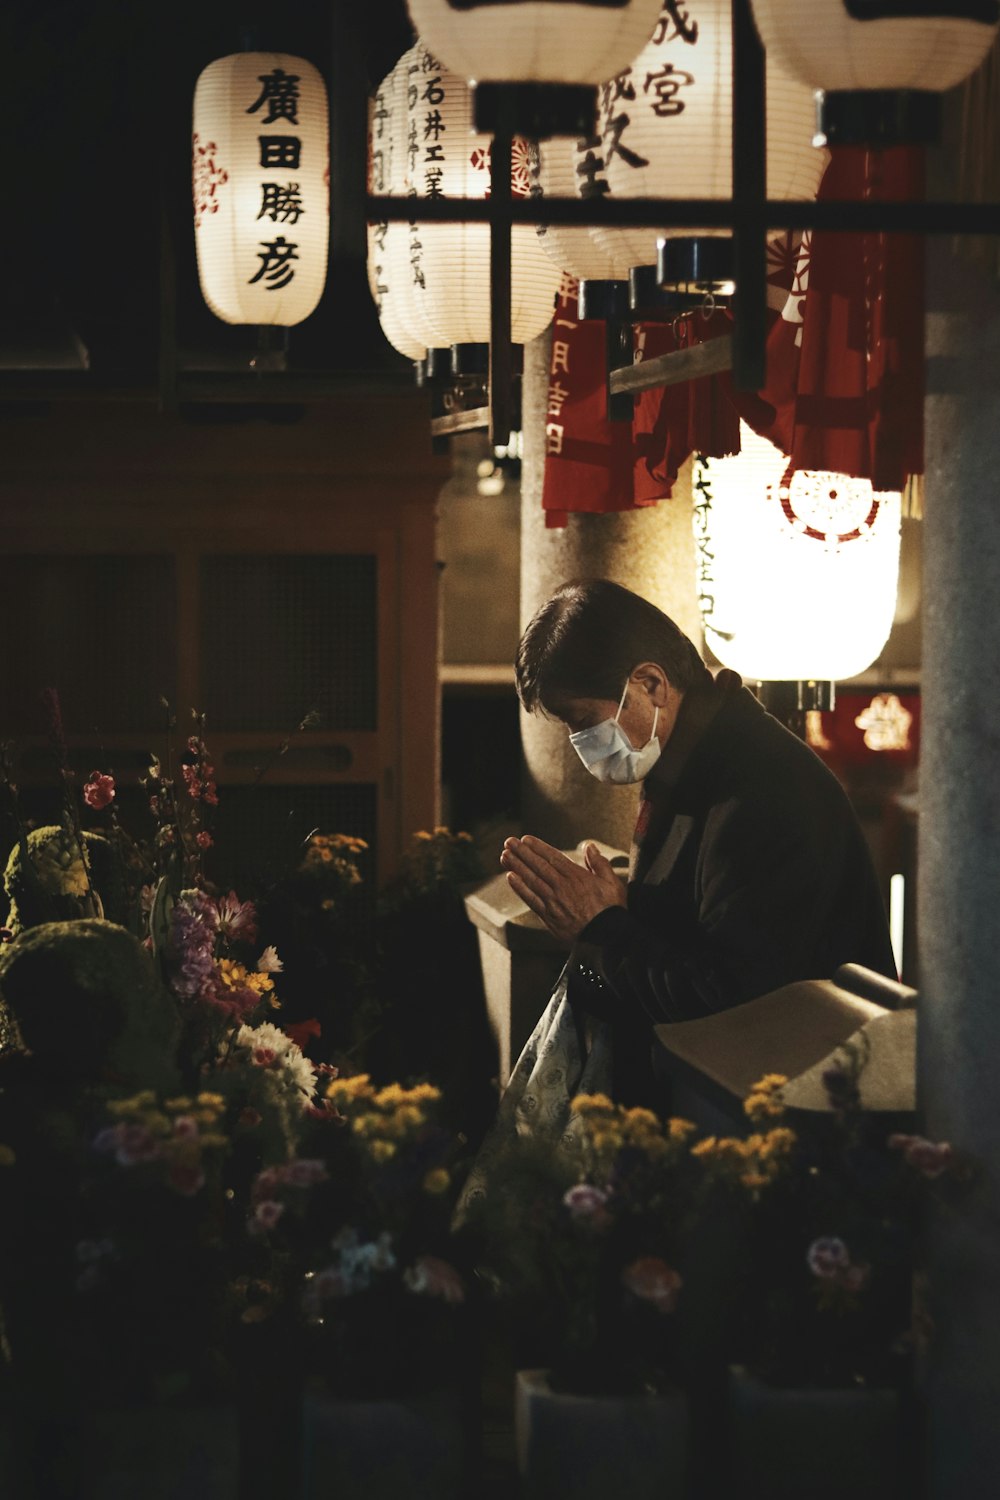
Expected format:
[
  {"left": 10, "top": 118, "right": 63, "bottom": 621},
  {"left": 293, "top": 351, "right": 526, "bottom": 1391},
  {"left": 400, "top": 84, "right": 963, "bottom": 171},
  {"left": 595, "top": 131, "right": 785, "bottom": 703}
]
[{"left": 693, "top": 423, "right": 902, "bottom": 683}]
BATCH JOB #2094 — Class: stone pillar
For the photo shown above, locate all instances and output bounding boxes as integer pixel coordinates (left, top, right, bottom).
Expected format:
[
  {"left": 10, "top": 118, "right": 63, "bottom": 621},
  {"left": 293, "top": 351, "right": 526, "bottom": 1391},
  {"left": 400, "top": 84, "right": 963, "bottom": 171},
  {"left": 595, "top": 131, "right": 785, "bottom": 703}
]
[
  {"left": 517, "top": 329, "right": 702, "bottom": 852},
  {"left": 919, "top": 239, "right": 1000, "bottom": 1495}
]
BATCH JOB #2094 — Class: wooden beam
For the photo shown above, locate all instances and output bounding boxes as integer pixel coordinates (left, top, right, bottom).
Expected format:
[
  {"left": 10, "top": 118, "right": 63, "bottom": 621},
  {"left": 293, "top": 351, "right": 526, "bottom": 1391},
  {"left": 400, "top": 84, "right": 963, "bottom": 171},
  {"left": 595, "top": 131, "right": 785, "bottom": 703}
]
[
  {"left": 430, "top": 406, "right": 489, "bottom": 436},
  {"left": 609, "top": 336, "right": 733, "bottom": 396}
]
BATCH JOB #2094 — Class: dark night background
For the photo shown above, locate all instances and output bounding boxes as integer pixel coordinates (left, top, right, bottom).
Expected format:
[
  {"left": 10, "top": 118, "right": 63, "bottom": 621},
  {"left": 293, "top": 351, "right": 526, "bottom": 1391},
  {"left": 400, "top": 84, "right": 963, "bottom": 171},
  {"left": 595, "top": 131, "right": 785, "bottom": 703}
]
[{"left": 2, "top": 0, "right": 420, "bottom": 388}]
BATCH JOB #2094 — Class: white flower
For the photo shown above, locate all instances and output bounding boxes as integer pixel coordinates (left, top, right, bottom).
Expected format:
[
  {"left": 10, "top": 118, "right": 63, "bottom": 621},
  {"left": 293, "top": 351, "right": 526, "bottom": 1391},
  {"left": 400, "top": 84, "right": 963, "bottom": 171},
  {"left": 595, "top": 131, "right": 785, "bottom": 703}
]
[
  {"left": 256, "top": 945, "right": 284, "bottom": 974},
  {"left": 232, "top": 1021, "right": 316, "bottom": 1109}
]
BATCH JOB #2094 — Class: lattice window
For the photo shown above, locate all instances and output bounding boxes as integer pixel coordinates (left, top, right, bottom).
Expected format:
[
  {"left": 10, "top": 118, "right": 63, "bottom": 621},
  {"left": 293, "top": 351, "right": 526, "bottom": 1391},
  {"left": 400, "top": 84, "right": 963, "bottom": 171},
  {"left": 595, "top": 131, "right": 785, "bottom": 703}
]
[
  {"left": 200, "top": 555, "right": 378, "bottom": 732},
  {"left": 1, "top": 555, "right": 177, "bottom": 734}
]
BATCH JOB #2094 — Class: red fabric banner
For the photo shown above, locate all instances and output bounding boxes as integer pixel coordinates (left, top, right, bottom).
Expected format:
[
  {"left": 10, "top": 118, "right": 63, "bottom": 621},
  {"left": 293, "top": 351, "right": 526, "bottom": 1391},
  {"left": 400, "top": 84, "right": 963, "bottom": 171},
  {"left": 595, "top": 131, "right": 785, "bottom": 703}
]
[
  {"left": 733, "top": 146, "right": 925, "bottom": 492},
  {"left": 540, "top": 152, "right": 925, "bottom": 521}
]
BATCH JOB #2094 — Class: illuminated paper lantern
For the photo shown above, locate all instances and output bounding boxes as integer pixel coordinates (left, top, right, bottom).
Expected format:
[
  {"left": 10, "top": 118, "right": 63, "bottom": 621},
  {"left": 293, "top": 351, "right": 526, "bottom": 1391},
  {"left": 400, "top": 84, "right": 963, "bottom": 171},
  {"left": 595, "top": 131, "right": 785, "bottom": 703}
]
[
  {"left": 749, "top": 1, "right": 998, "bottom": 93},
  {"left": 692, "top": 422, "right": 902, "bottom": 682},
  {"left": 367, "top": 64, "right": 427, "bottom": 360},
  {"left": 591, "top": 0, "right": 824, "bottom": 287},
  {"left": 397, "top": 45, "right": 561, "bottom": 348},
  {"left": 406, "top": 0, "right": 664, "bottom": 93},
  {"left": 533, "top": 132, "right": 627, "bottom": 282},
  {"left": 193, "top": 53, "right": 329, "bottom": 326}
]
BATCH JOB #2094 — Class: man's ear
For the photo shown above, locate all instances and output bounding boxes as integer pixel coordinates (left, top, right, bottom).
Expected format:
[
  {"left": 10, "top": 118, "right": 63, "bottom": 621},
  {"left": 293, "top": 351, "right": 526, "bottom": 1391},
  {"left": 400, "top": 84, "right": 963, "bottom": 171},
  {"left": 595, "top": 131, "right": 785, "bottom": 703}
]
[{"left": 630, "top": 662, "right": 671, "bottom": 705}]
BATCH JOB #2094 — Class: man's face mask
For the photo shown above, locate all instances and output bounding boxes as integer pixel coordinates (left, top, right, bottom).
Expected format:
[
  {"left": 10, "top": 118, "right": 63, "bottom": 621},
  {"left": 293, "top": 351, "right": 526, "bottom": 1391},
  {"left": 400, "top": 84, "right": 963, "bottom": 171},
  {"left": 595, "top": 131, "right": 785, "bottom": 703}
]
[{"left": 568, "top": 677, "right": 662, "bottom": 785}]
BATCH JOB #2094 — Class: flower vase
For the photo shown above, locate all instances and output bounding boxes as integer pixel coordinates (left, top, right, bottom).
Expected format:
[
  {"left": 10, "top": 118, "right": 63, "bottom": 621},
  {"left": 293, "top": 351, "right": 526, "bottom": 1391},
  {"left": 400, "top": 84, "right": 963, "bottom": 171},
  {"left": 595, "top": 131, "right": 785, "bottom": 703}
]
[
  {"left": 514, "top": 1368, "right": 690, "bottom": 1500},
  {"left": 82, "top": 1401, "right": 240, "bottom": 1500},
  {"left": 727, "top": 1365, "right": 907, "bottom": 1500},
  {"left": 299, "top": 1382, "right": 465, "bottom": 1500}
]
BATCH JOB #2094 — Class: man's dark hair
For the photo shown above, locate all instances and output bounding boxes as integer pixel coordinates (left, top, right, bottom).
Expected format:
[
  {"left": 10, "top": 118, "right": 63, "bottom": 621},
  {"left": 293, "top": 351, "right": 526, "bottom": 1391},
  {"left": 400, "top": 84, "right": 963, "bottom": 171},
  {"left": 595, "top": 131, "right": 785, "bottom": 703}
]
[{"left": 516, "top": 579, "right": 707, "bottom": 714}]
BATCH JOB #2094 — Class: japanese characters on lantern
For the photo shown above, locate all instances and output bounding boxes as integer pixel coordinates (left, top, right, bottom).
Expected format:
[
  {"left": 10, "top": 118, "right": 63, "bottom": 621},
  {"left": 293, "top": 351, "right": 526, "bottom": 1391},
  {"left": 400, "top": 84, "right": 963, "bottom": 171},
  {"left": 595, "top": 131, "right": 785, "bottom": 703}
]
[
  {"left": 585, "top": 0, "right": 824, "bottom": 281},
  {"left": 693, "top": 422, "right": 902, "bottom": 683},
  {"left": 367, "top": 64, "right": 427, "bottom": 360},
  {"left": 193, "top": 53, "right": 329, "bottom": 326},
  {"left": 373, "top": 44, "right": 560, "bottom": 350}
]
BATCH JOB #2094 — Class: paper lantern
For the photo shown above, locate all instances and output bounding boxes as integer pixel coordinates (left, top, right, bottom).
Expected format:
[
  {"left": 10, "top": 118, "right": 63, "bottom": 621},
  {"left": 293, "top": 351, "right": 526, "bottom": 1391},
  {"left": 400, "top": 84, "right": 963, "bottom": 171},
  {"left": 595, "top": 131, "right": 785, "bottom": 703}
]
[
  {"left": 589, "top": 0, "right": 825, "bottom": 288},
  {"left": 749, "top": 1, "right": 998, "bottom": 94},
  {"left": 533, "top": 132, "right": 628, "bottom": 282},
  {"left": 367, "top": 64, "right": 427, "bottom": 360},
  {"left": 193, "top": 53, "right": 329, "bottom": 326},
  {"left": 392, "top": 44, "right": 561, "bottom": 348},
  {"left": 693, "top": 422, "right": 902, "bottom": 682},
  {"left": 405, "top": 0, "right": 664, "bottom": 93}
]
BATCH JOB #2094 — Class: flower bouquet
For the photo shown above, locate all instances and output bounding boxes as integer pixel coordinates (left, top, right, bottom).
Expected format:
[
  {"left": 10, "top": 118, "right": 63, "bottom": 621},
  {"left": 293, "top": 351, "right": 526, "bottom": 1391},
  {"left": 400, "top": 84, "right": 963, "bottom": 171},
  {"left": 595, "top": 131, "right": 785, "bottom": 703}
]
[{"left": 723, "top": 1051, "right": 967, "bottom": 1394}]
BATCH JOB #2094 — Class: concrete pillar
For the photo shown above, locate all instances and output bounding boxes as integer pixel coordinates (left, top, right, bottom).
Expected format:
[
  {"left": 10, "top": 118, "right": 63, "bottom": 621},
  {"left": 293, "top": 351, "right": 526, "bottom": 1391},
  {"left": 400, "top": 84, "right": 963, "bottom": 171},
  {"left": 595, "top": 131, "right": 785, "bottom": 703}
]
[
  {"left": 517, "top": 328, "right": 702, "bottom": 852},
  {"left": 919, "top": 238, "right": 1000, "bottom": 1496}
]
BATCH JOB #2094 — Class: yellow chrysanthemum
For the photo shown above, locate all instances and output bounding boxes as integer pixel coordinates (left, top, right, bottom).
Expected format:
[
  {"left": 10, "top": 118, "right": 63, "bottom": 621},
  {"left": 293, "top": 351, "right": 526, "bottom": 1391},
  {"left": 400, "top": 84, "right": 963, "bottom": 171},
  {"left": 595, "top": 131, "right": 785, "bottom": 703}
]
[
  {"left": 327, "top": 1074, "right": 374, "bottom": 1103},
  {"left": 572, "top": 1093, "right": 615, "bottom": 1115},
  {"left": 401, "top": 1083, "right": 441, "bottom": 1105},
  {"left": 740, "top": 1170, "right": 770, "bottom": 1191},
  {"left": 624, "top": 1107, "right": 660, "bottom": 1129},
  {"left": 368, "top": 1139, "right": 397, "bottom": 1163},
  {"left": 668, "top": 1118, "right": 698, "bottom": 1141},
  {"left": 106, "top": 1090, "right": 157, "bottom": 1117},
  {"left": 196, "top": 1092, "right": 226, "bottom": 1109},
  {"left": 0, "top": 1145, "right": 15, "bottom": 1167},
  {"left": 164, "top": 1096, "right": 194, "bottom": 1112},
  {"left": 423, "top": 1168, "right": 450, "bottom": 1194}
]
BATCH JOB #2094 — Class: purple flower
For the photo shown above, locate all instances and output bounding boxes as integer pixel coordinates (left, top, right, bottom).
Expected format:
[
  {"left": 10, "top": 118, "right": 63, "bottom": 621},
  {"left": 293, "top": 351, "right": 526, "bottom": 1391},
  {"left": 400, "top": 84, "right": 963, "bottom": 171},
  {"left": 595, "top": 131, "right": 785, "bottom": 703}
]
[
  {"left": 94, "top": 1122, "right": 161, "bottom": 1167},
  {"left": 168, "top": 893, "right": 218, "bottom": 999},
  {"left": 806, "top": 1237, "right": 851, "bottom": 1279}
]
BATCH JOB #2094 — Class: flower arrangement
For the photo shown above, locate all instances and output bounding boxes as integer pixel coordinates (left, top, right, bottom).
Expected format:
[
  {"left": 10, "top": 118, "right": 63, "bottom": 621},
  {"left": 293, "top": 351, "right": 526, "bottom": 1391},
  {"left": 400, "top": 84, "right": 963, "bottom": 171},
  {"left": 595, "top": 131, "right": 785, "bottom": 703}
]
[
  {"left": 722, "top": 1048, "right": 970, "bottom": 1392},
  {"left": 234, "top": 1074, "right": 470, "bottom": 1399},
  {"left": 461, "top": 1090, "right": 789, "bottom": 1398}
]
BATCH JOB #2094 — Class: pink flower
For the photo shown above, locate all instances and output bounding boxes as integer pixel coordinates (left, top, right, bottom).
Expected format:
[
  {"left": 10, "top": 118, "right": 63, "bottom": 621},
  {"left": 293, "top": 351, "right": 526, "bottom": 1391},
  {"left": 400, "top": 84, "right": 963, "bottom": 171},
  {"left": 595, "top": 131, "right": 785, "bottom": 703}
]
[
  {"left": 284, "top": 1159, "right": 329, "bottom": 1188},
  {"left": 621, "top": 1257, "right": 683, "bottom": 1313},
  {"left": 83, "top": 772, "right": 115, "bottom": 810},
  {"left": 195, "top": 831, "right": 213, "bottom": 850},
  {"left": 404, "top": 1255, "right": 466, "bottom": 1305},
  {"left": 250, "top": 1200, "right": 285, "bottom": 1234},
  {"left": 97, "top": 1122, "right": 161, "bottom": 1167},
  {"left": 563, "top": 1183, "right": 610, "bottom": 1224},
  {"left": 889, "top": 1133, "right": 954, "bottom": 1179},
  {"left": 214, "top": 892, "right": 258, "bottom": 944},
  {"left": 172, "top": 1116, "right": 199, "bottom": 1140}
]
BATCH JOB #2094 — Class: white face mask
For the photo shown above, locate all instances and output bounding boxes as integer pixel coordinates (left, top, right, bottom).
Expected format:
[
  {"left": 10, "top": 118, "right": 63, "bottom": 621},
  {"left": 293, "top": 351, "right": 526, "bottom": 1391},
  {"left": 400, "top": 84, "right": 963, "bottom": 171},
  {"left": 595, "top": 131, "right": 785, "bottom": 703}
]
[{"left": 569, "top": 678, "right": 662, "bottom": 785}]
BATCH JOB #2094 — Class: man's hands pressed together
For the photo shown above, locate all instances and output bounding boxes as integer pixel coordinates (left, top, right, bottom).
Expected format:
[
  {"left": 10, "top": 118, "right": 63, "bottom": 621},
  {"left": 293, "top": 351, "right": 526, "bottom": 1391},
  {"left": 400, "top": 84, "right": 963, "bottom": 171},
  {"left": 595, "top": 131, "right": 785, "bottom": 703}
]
[{"left": 500, "top": 835, "right": 627, "bottom": 945}]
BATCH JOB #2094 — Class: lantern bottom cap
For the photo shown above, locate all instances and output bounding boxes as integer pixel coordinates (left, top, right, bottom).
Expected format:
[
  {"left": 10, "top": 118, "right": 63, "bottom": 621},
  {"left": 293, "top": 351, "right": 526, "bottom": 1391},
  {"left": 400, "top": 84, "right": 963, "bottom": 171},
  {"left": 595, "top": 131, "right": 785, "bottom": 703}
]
[
  {"left": 578, "top": 279, "right": 630, "bottom": 322},
  {"left": 755, "top": 680, "right": 837, "bottom": 715},
  {"left": 472, "top": 81, "right": 597, "bottom": 140},
  {"left": 657, "top": 237, "right": 735, "bottom": 300}
]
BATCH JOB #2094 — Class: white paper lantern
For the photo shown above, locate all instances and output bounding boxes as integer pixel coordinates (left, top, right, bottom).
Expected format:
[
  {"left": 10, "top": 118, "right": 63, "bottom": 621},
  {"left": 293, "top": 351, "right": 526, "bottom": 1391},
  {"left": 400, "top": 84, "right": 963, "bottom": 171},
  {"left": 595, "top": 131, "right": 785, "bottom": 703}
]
[
  {"left": 398, "top": 44, "right": 561, "bottom": 347},
  {"left": 533, "top": 132, "right": 625, "bottom": 281},
  {"left": 405, "top": 0, "right": 665, "bottom": 89},
  {"left": 193, "top": 53, "right": 329, "bottom": 326},
  {"left": 749, "top": 0, "right": 999, "bottom": 93},
  {"left": 367, "top": 65, "right": 427, "bottom": 360},
  {"left": 693, "top": 422, "right": 902, "bottom": 682},
  {"left": 591, "top": 0, "right": 825, "bottom": 278}
]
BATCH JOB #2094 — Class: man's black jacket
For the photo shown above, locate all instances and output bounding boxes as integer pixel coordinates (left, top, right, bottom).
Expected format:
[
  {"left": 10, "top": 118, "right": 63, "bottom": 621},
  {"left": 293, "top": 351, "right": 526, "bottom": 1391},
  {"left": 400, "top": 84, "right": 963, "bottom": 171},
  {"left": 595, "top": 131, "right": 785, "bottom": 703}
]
[{"left": 571, "top": 669, "right": 897, "bottom": 1029}]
